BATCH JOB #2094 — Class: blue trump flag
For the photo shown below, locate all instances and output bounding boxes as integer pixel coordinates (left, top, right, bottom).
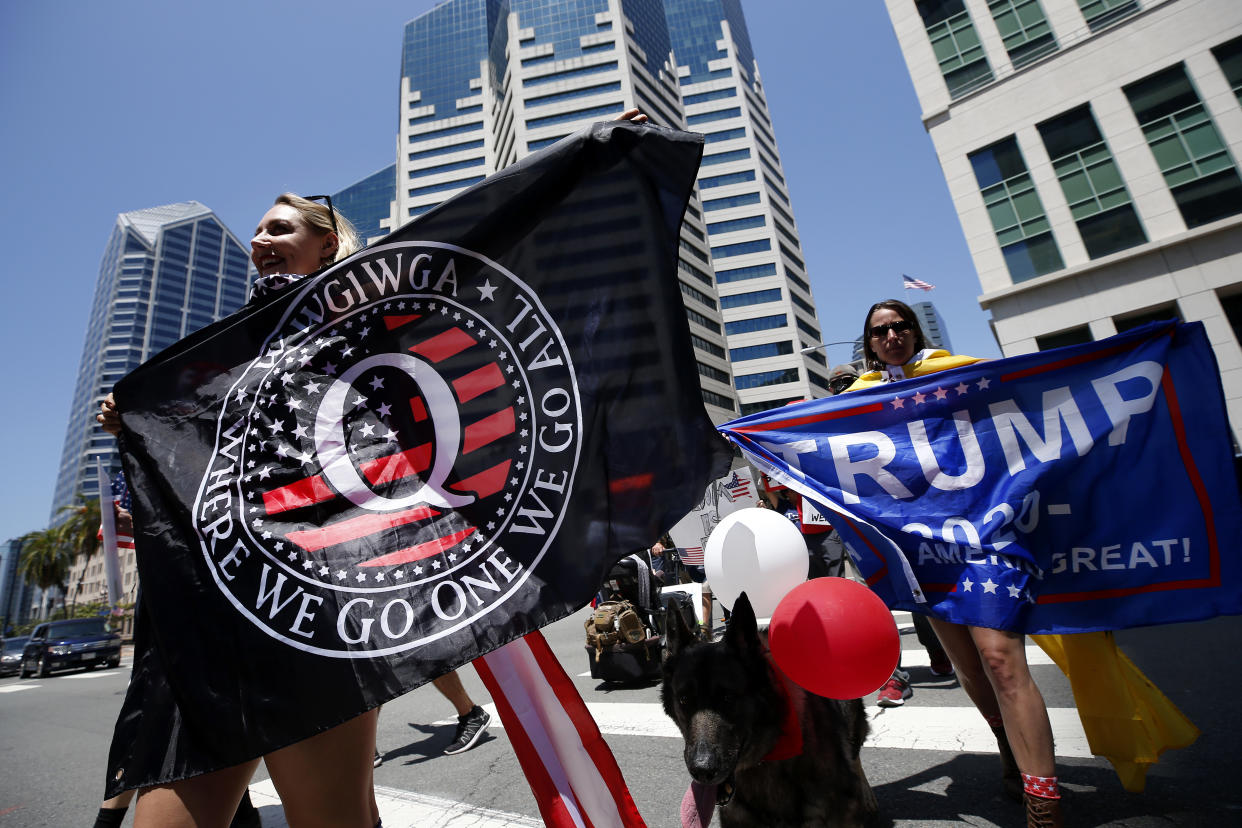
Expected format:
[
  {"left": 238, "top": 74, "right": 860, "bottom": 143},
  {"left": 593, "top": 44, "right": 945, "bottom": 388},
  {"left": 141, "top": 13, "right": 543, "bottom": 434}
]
[{"left": 719, "top": 322, "right": 1242, "bottom": 634}]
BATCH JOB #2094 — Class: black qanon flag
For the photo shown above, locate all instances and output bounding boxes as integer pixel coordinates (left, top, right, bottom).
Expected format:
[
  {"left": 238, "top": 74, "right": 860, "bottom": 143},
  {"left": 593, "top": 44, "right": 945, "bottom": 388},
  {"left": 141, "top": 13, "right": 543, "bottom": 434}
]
[{"left": 106, "top": 121, "right": 731, "bottom": 790}]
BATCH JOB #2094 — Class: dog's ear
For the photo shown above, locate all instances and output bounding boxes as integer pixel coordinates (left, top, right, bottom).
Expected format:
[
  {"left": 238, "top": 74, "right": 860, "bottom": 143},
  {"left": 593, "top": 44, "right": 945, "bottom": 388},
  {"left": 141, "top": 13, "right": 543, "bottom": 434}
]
[
  {"left": 724, "top": 592, "right": 763, "bottom": 659},
  {"left": 663, "top": 595, "right": 694, "bottom": 661}
]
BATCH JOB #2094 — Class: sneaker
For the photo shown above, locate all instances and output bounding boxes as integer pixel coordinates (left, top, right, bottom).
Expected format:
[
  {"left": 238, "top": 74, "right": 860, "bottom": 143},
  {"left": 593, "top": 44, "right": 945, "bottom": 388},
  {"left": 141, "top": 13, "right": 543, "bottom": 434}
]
[
  {"left": 929, "top": 652, "right": 955, "bottom": 677},
  {"left": 373, "top": 747, "right": 383, "bottom": 768},
  {"left": 444, "top": 705, "right": 490, "bottom": 755},
  {"left": 877, "top": 673, "right": 912, "bottom": 707}
]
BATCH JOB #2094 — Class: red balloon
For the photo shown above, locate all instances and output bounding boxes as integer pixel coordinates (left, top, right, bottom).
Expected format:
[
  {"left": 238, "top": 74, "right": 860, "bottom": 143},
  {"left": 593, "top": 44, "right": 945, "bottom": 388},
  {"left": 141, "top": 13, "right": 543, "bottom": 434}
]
[{"left": 768, "top": 577, "right": 900, "bottom": 700}]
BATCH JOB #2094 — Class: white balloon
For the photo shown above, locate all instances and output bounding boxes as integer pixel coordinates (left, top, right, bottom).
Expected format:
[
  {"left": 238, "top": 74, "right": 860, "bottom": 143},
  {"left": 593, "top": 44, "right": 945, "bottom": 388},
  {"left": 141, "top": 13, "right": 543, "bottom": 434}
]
[{"left": 704, "top": 507, "right": 808, "bottom": 618}]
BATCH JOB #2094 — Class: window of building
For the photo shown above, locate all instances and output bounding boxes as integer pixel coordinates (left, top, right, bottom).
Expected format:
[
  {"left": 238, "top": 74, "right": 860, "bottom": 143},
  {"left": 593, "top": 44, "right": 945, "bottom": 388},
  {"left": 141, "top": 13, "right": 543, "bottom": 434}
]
[
  {"left": 684, "top": 87, "right": 737, "bottom": 106},
  {"left": 969, "top": 136, "right": 1065, "bottom": 282},
  {"left": 702, "top": 148, "right": 751, "bottom": 166},
  {"left": 721, "top": 288, "right": 781, "bottom": 309},
  {"left": 707, "top": 215, "right": 766, "bottom": 235},
  {"left": 1113, "top": 303, "right": 1179, "bottom": 332},
  {"left": 711, "top": 238, "right": 771, "bottom": 259},
  {"left": 730, "top": 340, "right": 795, "bottom": 362},
  {"left": 1076, "top": 0, "right": 1139, "bottom": 32},
  {"left": 685, "top": 307, "right": 722, "bottom": 334},
  {"left": 740, "top": 397, "right": 802, "bottom": 415},
  {"left": 1124, "top": 64, "right": 1242, "bottom": 228},
  {"left": 1035, "top": 326, "right": 1093, "bottom": 351},
  {"left": 702, "top": 389, "right": 736, "bottom": 412},
  {"left": 1220, "top": 290, "right": 1242, "bottom": 347},
  {"left": 690, "top": 333, "right": 726, "bottom": 358},
  {"left": 704, "top": 192, "right": 761, "bottom": 211},
  {"left": 796, "top": 318, "right": 821, "bottom": 339},
  {"left": 725, "top": 314, "right": 787, "bottom": 335},
  {"left": 1212, "top": 36, "right": 1242, "bottom": 108},
  {"left": 916, "top": 0, "right": 994, "bottom": 97},
  {"left": 1037, "top": 105, "right": 1146, "bottom": 258},
  {"left": 697, "top": 361, "right": 731, "bottom": 384},
  {"left": 700, "top": 170, "right": 756, "bottom": 189},
  {"left": 988, "top": 0, "right": 1057, "bottom": 69},
  {"left": 716, "top": 262, "right": 777, "bottom": 284},
  {"left": 704, "top": 127, "right": 747, "bottom": 143},
  {"left": 735, "top": 367, "right": 800, "bottom": 390},
  {"left": 686, "top": 107, "right": 741, "bottom": 125}
]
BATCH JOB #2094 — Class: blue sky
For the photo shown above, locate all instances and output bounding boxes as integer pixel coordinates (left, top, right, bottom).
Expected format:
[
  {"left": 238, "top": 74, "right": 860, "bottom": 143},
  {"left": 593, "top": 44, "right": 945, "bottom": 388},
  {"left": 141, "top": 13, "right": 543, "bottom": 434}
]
[{"left": 0, "top": 0, "right": 992, "bottom": 543}]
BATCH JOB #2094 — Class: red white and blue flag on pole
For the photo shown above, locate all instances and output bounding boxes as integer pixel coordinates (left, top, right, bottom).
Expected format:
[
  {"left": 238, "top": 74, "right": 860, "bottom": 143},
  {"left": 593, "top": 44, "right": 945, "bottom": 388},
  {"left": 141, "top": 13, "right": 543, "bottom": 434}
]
[
  {"left": 719, "top": 322, "right": 1242, "bottom": 634},
  {"left": 903, "top": 274, "right": 935, "bottom": 291},
  {"left": 103, "top": 121, "right": 731, "bottom": 806}
]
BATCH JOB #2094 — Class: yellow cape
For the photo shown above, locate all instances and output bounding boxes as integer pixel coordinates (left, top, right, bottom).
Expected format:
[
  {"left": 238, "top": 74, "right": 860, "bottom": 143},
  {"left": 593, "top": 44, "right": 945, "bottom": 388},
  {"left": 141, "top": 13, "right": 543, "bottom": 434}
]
[
  {"left": 844, "top": 349, "right": 1199, "bottom": 791},
  {"left": 1033, "top": 633, "right": 1198, "bottom": 792},
  {"left": 846, "top": 350, "right": 985, "bottom": 390}
]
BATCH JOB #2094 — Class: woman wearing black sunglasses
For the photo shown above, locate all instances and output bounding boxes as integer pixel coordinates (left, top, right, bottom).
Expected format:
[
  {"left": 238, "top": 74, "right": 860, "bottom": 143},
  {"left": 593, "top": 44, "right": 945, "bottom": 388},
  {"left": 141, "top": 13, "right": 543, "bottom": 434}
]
[{"left": 845, "top": 298, "right": 1062, "bottom": 827}]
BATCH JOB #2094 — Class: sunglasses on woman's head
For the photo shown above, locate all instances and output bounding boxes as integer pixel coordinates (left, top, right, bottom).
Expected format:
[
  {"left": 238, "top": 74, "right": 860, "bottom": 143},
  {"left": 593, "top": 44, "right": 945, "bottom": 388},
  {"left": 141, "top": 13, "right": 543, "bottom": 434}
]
[
  {"left": 304, "top": 194, "right": 340, "bottom": 237},
  {"left": 869, "top": 320, "right": 914, "bottom": 339}
]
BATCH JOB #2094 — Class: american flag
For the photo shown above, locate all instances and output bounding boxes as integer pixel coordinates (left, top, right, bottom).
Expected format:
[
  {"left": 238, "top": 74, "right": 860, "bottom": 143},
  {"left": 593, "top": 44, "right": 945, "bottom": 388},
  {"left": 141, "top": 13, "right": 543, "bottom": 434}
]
[
  {"left": 97, "top": 469, "right": 135, "bottom": 550},
  {"left": 720, "top": 470, "right": 753, "bottom": 502},
  {"left": 903, "top": 274, "right": 935, "bottom": 291}
]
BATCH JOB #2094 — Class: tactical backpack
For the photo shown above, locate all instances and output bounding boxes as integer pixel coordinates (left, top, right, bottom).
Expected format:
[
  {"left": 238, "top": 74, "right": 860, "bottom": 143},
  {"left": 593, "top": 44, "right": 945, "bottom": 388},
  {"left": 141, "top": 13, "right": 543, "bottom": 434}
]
[{"left": 584, "top": 600, "right": 647, "bottom": 661}]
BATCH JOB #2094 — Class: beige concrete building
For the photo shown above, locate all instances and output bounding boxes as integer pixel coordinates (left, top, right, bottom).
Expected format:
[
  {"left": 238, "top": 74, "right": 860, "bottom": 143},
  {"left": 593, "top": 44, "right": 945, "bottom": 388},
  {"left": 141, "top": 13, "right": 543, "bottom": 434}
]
[{"left": 884, "top": 0, "right": 1242, "bottom": 446}]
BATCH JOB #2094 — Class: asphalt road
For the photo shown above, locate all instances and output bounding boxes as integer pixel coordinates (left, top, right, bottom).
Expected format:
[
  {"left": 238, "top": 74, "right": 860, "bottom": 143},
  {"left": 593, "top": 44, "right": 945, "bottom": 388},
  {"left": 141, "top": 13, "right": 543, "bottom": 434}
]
[{"left": 2, "top": 606, "right": 1240, "bottom": 827}]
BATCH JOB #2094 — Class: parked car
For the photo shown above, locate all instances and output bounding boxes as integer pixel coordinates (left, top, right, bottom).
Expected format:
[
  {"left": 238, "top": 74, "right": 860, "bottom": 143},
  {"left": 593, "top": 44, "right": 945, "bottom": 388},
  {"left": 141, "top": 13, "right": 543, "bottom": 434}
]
[
  {"left": 1, "top": 636, "right": 30, "bottom": 677},
  {"left": 20, "top": 618, "right": 121, "bottom": 678}
]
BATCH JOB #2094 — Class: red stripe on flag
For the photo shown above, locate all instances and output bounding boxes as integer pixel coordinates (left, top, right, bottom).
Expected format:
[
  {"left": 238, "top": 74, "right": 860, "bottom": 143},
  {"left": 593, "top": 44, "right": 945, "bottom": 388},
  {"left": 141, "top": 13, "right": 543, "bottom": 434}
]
[
  {"left": 478, "top": 634, "right": 647, "bottom": 828},
  {"left": 117, "top": 535, "right": 136, "bottom": 550},
  {"left": 384, "top": 314, "right": 421, "bottom": 330},
  {"left": 609, "top": 473, "right": 652, "bottom": 494},
  {"left": 408, "top": 327, "right": 476, "bottom": 363},
  {"left": 358, "top": 526, "right": 476, "bottom": 567},
  {"left": 285, "top": 506, "right": 439, "bottom": 553},
  {"left": 463, "top": 408, "right": 515, "bottom": 453},
  {"left": 263, "top": 475, "right": 337, "bottom": 514},
  {"left": 525, "top": 632, "right": 647, "bottom": 827},
  {"left": 453, "top": 362, "right": 505, "bottom": 404},
  {"left": 410, "top": 396, "right": 428, "bottom": 422},
  {"left": 451, "top": 460, "right": 512, "bottom": 499},
  {"left": 264, "top": 444, "right": 433, "bottom": 514},
  {"left": 731, "top": 403, "right": 883, "bottom": 433},
  {"left": 363, "top": 443, "right": 432, "bottom": 486},
  {"left": 474, "top": 653, "right": 582, "bottom": 828}
]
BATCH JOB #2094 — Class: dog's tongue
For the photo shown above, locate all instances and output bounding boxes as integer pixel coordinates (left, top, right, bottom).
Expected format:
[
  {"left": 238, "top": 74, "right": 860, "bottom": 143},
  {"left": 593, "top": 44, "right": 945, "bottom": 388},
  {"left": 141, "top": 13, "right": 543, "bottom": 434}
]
[{"left": 680, "top": 781, "right": 716, "bottom": 828}]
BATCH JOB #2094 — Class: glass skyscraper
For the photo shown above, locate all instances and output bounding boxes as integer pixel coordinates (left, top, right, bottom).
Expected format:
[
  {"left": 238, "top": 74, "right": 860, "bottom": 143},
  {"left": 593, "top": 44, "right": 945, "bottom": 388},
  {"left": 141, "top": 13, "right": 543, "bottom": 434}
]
[
  {"left": 50, "top": 202, "right": 252, "bottom": 520},
  {"left": 333, "top": 0, "right": 826, "bottom": 421}
]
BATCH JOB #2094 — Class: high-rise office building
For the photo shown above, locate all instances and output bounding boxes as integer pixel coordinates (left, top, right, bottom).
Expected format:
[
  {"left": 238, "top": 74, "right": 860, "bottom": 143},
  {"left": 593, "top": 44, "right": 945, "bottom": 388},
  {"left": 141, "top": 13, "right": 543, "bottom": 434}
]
[
  {"left": 884, "top": 0, "right": 1242, "bottom": 444},
  {"left": 50, "top": 202, "right": 252, "bottom": 520},
  {"left": 665, "top": 0, "right": 830, "bottom": 414},
  {"left": 334, "top": 0, "right": 827, "bottom": 421},
  {"left": 912, "top": 300, "right": 952, "bottom": 351},
  {"left": 1, "top": 538, "right": 34, "bottom": 628}
]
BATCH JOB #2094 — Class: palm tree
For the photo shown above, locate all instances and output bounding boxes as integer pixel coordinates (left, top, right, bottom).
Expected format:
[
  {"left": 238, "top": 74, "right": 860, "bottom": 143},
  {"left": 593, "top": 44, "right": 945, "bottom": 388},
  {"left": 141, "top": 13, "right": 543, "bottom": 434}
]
[
  {"left": 18, "top": 526, "right": 72, "bottom": 618},
  {"left": 57, "top": 496, "right": 103, "bottom": 613}
]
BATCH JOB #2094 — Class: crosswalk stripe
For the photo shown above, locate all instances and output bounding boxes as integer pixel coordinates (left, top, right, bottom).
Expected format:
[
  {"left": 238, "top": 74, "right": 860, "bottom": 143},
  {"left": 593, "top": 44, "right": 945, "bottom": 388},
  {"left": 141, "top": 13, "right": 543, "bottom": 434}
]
[
  {"left": 0, "top": 685, "right": 34, "bottom": 694},
  {"left": 249, "top": 778, "right": 541, "bottom": 828},
  {"left": 447, "top": 700, "right": 1089, "bottom": 757}
]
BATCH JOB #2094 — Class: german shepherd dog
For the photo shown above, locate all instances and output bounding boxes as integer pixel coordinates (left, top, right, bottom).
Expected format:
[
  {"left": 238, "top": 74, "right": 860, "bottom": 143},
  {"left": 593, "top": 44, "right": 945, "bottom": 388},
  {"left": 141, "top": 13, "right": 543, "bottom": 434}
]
[{"left": 661, "top": 593, "right": 879, "bottom": 827}]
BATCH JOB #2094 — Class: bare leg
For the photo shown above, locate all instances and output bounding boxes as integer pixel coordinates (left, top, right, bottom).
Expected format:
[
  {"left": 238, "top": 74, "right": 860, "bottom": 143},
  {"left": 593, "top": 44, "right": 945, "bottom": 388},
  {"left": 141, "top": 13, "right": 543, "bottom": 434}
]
[
  {"left": 969, "top": 625, "right": 1055, "bottom": 777},
  {"left": 926, "top": 617, "right": 1002, "bottom": 719},
  {"left": 133, "top": 759, "right": 260, "bottom": 828},
  {"left": 265, "top": 709, "right": 379, "bottom": 828},
  {"left": 433, "top": 670, "right": 475, "bottom": 716}
]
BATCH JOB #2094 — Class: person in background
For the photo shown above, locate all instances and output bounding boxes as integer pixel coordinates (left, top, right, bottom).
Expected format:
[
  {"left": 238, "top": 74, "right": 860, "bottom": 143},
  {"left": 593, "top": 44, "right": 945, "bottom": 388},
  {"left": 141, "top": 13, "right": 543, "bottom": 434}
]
[{"left": 847, "top": 299, "right": 1058, "bottom": 826}]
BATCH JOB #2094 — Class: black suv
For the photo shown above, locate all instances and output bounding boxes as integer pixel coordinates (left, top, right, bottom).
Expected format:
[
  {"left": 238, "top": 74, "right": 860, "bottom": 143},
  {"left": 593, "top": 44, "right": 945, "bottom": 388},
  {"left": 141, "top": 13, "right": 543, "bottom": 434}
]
[{"left": 20, "top": 617, "right": 122, "bottom": 678}]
